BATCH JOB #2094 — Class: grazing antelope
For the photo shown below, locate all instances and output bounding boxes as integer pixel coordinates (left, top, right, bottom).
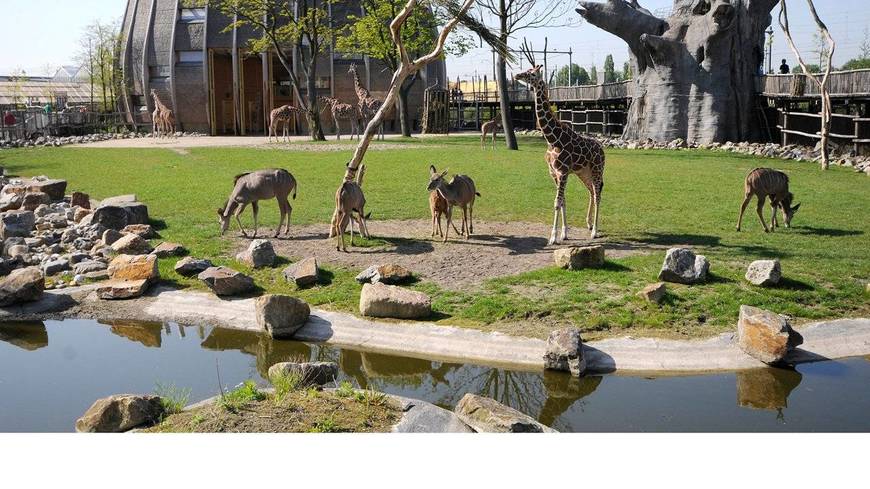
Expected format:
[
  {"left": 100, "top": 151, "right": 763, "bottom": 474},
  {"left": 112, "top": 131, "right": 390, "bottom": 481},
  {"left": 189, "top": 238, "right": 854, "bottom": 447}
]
[
  {"left": 481, "top": 118, "right": 501, "bottom": 149},
  {"left": 331, "top": 164, "right": 371, "bottom": 252},
  {"left": 737, "top": 168, "right": 801, "bottom": 232},
  {"left": 218, "top": 169, "right": 297, "bottom": 238},
  {"left": 429, "top": 190, "right": 461, "bottom": 239},
  {"left": 427, "top": 165, "right": 480, "bottom": 242}
]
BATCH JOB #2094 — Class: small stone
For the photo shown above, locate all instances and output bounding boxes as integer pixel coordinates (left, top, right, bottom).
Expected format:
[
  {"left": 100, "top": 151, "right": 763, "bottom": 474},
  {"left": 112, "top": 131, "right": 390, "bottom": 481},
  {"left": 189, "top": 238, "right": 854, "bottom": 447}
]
[
  {"left": 96, "top": 279, "right": 150, "bottom": 300},
  {"left": 70, "top": 191, "right": 90, "bottom": 209},
  {"left": 151, "top": 242, "right": 184, "bottom": 258},
  {"left": 543, "top": 328, "right": 586, "bottom": 376},
  {"left": 355, "top": 265, "right": 380, "bottom": 284},
  {"left": 198, "top": 266, "right": 255, "bottom": 296},
  {"left": 75, "top": 260, "right": 108, "bottom": 275},
  {"left": 454, "top": 393, "right": 557, "bottom": 433},
  {"left": 102, "top": 229, "right": 124, "bottom": 246},
  {"left": 658, "top": 247, "right": 709, "bottom": 284},
  {"left": 107, "top": 254, "right": 159, "bottom": 282},
  {"left": 745, "top": 260, "right": 782, "bottom": 286},
  {"left": 255, "top": 294, "right": 311, "bottom": 339},
  {"left": 267, "top": 362, "right": 339, "bottom": 387},
  {"left": 0, "top": 267, "right": 45, "bottom": 306},
  {"left": 111, "top": 233, "right": 152, "bottom": 255},
  {"left": 375, "top": 264, "right": 414, "bottom": 284},
  {"left": 638, "top": 282, "right": 667, "bottom": 304},
  {"left": 122, "top": 224, "right": 155, "bottom": 239},
  {"left": 75, "top": 394, "right": 164, "bottom": 433},
  {"left": 235, "top": 239, "right": 276, "bottom": 268},
  {"left": 359, "top": 282, "right": 431, "bottom": 319},
  {"left": 283, "top": 257, "right": 319, "bottom": 287},
  {"left": 42, "top": 258, "right": 70, "bottom": 276},
  {"left": 737, "top": 305, "right": 804, "bottom": 365},
  {"left": 174, "top": 257, "right": 213, "bottom": 277},
  {"left": 553, "top": 245, "right": 605, "bottom": 270}
]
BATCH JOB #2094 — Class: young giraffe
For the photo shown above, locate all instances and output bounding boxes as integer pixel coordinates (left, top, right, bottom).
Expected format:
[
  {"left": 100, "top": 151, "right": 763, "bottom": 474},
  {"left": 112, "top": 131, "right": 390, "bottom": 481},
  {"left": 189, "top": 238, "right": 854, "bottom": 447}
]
[
  {"left": 268, "top": 105, "right": 297, "bottom": 143},
  {"left": 150, "top": 89, "right": 175, "bottom": 138},
  {"left": 348, "top": 63, "right": 385, "bottom": 140},
  {"left": 515, "top": 64, "right": 605, "bottom": 243},
  {"left": 319, "top": 96, "right": 360, "bottom": 141}
]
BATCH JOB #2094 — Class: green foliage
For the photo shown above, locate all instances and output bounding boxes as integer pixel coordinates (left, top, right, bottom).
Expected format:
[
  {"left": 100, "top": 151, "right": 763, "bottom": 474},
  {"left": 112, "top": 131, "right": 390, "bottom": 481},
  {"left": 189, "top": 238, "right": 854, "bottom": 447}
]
[
  {"left": 589, "top": 63, "right": 598, "bottom": 84},
  {"left": 154, "top": 382, "right": 191, "bottom": 415},
  {"left": 75, "top": 19, "right": 123, "bottom": 111},
  {"left": 219, "top": 380, "right": 266, "bottom": 412},
  {"left": 310, "top": 416, "right": 339, "bottom": 433},
  {"left": 270, "top": 370, "right": 303, "bottom": 403},
  {"left": 840, "top": 58, "right": 870, "bottom": 71},
  {"left": 622, "top": 61, "right": 632, "bottom": 81},
  {"left": 792, "top": 64, "right": 821, "bottom": 74},
  {"left": 603, "top": 55, "right": 616, "bottom": 83},
  {"left": 335, "top": 381, "right": 356, "bottom": 398},
  {"left": 553, "top": 64, "right": 589, "bottom": 86}
]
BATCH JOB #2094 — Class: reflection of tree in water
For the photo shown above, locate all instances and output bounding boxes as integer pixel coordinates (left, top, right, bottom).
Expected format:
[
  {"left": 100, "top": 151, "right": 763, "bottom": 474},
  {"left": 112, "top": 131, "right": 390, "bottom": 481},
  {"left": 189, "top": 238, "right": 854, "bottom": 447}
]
[
  {"left": 0, "top": 321, "right": 49, "bottom": 351},
  {"left": 736, "top": 367, "right": 802, "bottom": 421}
]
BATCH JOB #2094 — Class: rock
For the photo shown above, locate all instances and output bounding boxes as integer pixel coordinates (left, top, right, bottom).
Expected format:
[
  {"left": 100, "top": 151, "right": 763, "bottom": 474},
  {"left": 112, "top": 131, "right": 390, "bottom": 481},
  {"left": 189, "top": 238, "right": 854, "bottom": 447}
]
[
  {"left": 26, "top": 179, "right": 67, "bottom": 201},
  {"left": 737, "top": 305, "right": 804, "bottom": 365},
  {"left": 454, "top": 393, "right": 556, "bottom": 433},
  {"left": 553, "top": 245, "right": 605, "bottom": 270},
  {"left": 21, "top": 192, "right": 51, "bottom": 211},
  {"left": 0, "top": 257, "right": 22, "bottom": 276},
  {"left": 107, "top": 254, "right": 159, "bottom": 282},
  {"left": 99, "top": 194, "right": 138, "bottom": 206},
  {"left": 283, "top": 257, "right": 319, "bottom": 287},
  {"left": 73, "top": 208, "right": 91, "bottom": 223},
  {"left": 151, "top": 242, "right": 184, "bottom": 258},
  {"left": 75, "top": 394, "right": 164, "bottom": 433},
  {"left": 198, "top": 266, "right": 255, "bottom": 296},
  {"left": 74, "top": 260, "right": 108, "bottom": 275},
  {"left": 42, "top": 258, "right": 70, "bottom": 276},
  {"left": 0, "top": 192, "right": 23, "bottom": 212},
  {"left": 375, "top": 264, "right": 414, "bottom": 284},
  {"left": 122, "top": 224, "right": 155, "bottom": 239},
  {"left": 174, "top": 257, "right": 213, "bottom": 277},
  {"left": 359, "top": 282, "right": 431, "bottom": 319},
  {"left": 0, "top": 210, "right": 36, "bottom": 239},
  {"left": 638, "top": 282, "right": 667, "bottom": 304},
  {"left": 7, "top": 244, "right": 29, "bottom": 259},
  {"left": 235, "top": 239, "right": 276, "bottom": 268},
  {"left": 268, "top": 362, "right": 339, "bottom": 387},
  {"left": 355, "top": 265, "right": 380, "bottom": 284},
  {"left": 255, "top": 294, "right": 310, "bottom": 338},
  {"left": 92, "top": 205, "right": 129, "bottom": 230},
  {"left": 111, "top": 233, "right": 152, "bottom": 255},
  {"left": 658, "top": 247, "right": 709, "bottom": 284},
  {"left": 3, "top": 236, "right": 26, "bottom": 256},
  {"left": 102, "top": 229, "right": 123, "bottom": 246},
  {"left": 745, "top": 260, "right": 782, "bottom": 286},
  {"left": 84, "top": 270, "right": 110, "bottom": 281},
  {"left": 0, "top": 267, "right": 44, "bottom": 306},
  {"left": 543, "top": 328, "right": 586, "bottom": 376},
  {"left": 736, "top": 368, "right": 803, "bottom": 411},
  {"left": 96, "top": 279, "right": 150, "bottom": 300},
  {"left": 70, "top": 191, "right": 91, "bottom": 209}
]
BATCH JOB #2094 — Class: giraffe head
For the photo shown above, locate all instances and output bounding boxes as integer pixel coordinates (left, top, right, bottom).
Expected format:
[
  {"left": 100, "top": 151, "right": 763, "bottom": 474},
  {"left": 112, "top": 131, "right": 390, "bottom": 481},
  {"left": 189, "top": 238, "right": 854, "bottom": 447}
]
[
  {"left": 514, "top": 65, "right": 544, "bottom": 89},
  {"left": 348, "top": 63, "right": 359, "bottom": 78},
  {"left": 427, "top": 165, "right": 449, "bottom": 192}
]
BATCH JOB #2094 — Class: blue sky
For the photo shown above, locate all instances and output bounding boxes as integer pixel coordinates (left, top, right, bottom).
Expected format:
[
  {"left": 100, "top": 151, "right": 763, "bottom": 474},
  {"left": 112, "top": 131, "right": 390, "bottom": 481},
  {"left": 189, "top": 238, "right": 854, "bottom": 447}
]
[{"left": 0, "top": 0, "right": 867, "bottom": 80}]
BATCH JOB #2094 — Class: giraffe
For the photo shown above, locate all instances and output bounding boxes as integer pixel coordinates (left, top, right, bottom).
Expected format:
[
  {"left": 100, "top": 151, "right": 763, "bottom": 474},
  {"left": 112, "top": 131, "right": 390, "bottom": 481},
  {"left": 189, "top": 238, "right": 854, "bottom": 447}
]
[
  {"left": 268, "top": 105, "right": 297, "bottom": 143},
  {"left": 319, "top": 96, "right": 361, "bottom": 141},
  {"left": 348, "top": 63, "right": 385, "bottom": 140},
  {"left": 150, "top": 89, "right": 175, "bottom": 138},
  {"left": 515, "top": 64, "right": 605, "bottom": 244}
]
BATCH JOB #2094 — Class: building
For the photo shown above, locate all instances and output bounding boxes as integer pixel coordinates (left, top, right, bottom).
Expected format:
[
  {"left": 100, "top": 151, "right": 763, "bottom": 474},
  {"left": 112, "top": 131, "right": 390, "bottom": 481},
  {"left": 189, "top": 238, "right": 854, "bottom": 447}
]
[
  {"left": 120, "top": 0, "right": 447, "bottom": 135},
  {"left": 0, "top": 68, "right": 92, "bottom": 108}
]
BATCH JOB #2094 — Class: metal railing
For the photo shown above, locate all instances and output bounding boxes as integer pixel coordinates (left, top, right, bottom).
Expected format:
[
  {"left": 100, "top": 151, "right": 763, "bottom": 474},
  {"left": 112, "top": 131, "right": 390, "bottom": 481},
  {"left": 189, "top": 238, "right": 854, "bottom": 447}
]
[{"left": 1, "top": 108, "right": 128, "bottom": 141}]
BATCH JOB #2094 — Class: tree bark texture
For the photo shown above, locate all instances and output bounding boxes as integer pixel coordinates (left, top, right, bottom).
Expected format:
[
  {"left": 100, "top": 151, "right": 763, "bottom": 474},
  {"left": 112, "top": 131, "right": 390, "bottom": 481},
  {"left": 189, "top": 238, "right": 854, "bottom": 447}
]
[{"left": 577, "top": 0, "right": 780, "bottom": 144}]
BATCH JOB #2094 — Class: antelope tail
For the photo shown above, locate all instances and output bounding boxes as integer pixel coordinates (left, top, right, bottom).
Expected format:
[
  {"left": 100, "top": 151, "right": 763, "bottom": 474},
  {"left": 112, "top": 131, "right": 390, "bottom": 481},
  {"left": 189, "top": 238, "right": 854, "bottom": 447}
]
[{"left": 476, "top": 192, "right": 482, "bottom": 197}]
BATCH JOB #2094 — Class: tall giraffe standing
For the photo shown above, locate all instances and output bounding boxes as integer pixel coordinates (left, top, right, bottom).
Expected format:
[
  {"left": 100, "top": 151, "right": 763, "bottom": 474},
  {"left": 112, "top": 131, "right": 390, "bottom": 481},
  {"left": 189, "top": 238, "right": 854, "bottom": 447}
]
[
  {"left": 348, "top": 63, "right": 385, "bottom": 140},
  {"left": 515, "top": 64, "right": 605, "bottom": 244},
  {"left": 150, "top": 89, "right": 176, "bottom": 138},
  {"left": 268, "top": 105, "right": 297, "bottom": 143}
]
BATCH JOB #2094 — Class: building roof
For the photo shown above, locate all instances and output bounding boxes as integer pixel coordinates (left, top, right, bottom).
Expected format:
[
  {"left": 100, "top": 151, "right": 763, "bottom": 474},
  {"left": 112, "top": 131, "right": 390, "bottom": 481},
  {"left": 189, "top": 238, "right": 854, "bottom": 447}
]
[{"left": 0, "top": 79, "right": 93, "bottom": 105}]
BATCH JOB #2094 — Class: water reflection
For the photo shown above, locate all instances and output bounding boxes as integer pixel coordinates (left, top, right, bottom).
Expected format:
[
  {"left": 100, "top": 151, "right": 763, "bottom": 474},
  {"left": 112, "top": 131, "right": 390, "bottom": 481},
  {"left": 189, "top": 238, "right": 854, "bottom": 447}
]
[
  {"left": 109, "top": 321, "right": 163, "bottom": 348},
  {"left": 0, "top": 322, "right": 48, "bottom": 351},
  {"left": 736, "top": 367, "right": 803, "bottom": 412}
]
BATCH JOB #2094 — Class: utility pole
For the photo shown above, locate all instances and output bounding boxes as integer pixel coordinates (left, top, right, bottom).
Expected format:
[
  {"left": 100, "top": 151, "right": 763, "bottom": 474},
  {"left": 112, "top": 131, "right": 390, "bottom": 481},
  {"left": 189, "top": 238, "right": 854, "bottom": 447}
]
[
  {"left": 766, "top": 27, "right": 774, "bottom": 74},
  {"left": 568, "top": 47, "right": 573, "bottom": 86}
]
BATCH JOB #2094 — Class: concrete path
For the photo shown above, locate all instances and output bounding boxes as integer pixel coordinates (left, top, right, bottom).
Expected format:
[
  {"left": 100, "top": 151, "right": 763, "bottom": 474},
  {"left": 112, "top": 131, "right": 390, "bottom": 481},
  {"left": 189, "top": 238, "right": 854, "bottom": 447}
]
[{"left": 70, "top": 133, "right": 467, "bottom": 149}]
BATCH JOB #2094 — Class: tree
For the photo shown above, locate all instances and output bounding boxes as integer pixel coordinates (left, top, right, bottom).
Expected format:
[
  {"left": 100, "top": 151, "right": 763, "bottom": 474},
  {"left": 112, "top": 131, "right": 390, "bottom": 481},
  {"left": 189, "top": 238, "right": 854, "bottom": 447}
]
[
  {"left": 77, "top": 19, "right": 123, "bottom": 112},
  {"left": 576, "top": 67, "right": 591, "bottom": 85},
  {"left": 577, "top": 0, "right": 784, "bottom": 144},
  {"left": 214, "top": 0, "right": 337, "bottom": 141},
  {"left": 603, "top": 54, "right": 616, "bottom": 82},
  {"left": 337, "top": 0, "right": 470, "bottom": 137},
  {"left": 588, "top": 63, "right": 598, "bottom": 84},
  {"left": 792, "top": 63, "right": 820, "bottom": 74},
  {"left": 553, "top": 63, "right": 586, "bottom": 86},
  {"left": 841, "top": 58, "right": 870, "bottom": 70},
  {"left": 477, "top": 0, "right": 577, "bottom": 150},
  {"left": 860, "top": 26, "right": 870, "bottom": 59},
  {"left": 622, "top": 60, "right": 632, "bottom": 80}
]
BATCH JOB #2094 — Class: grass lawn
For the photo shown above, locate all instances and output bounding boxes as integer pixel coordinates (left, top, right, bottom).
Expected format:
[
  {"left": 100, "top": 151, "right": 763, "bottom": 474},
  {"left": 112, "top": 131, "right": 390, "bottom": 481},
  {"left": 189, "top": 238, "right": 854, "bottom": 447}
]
[{"left": 2, "top": 135, "right": 868, "bottom": 339}]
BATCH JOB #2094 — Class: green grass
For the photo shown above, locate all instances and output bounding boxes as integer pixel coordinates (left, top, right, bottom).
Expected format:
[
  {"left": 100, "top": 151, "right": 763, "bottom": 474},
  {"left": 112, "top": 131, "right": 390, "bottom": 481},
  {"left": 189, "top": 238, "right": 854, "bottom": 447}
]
[
  {"left": 154, "top": 381, "right": 191, "bottom": 415},
  {"left": 2, "top": 135, "right": 868, "bottom": 338},
  {"left": 219, "top": 380, "right": 266, "bottom": 413}
]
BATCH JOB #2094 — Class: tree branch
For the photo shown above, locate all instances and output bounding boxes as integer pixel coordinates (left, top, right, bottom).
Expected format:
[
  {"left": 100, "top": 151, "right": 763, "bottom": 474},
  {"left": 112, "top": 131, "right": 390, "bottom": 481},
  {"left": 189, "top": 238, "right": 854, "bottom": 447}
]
[{"left": 575, "top": 0, "right": 667, "bottom": 44}]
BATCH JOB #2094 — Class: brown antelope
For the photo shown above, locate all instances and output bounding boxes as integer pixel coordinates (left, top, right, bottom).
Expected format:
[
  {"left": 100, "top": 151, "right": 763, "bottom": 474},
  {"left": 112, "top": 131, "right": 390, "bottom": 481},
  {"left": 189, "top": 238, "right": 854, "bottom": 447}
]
[
  {"left": 427, "top": 165, "right": 480, "bottom": 242},
  {"left": 480, "top": 118, "right": 501, "bottom": 149},
  {"left": 331, "top": 164, "right": 371, "bottom": 252},
  {"left": 737, "top": 168, "right": 801, "bottom": 232},
  {"left": 218, "top": 169, "right": 297, "bottom": 238},
  {"left": 429, "top": 190, "right": 461, "bottom": 238}
]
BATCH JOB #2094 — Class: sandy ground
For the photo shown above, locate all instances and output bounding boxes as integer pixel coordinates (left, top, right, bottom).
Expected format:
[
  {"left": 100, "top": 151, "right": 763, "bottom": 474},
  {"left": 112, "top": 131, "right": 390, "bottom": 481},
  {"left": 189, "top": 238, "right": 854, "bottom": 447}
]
[
  {"left": 234, "top": 219, "right": 653, "bottom": 289},
  {"left": 71, "top": 133, "right": 467, "bottom": 149}
]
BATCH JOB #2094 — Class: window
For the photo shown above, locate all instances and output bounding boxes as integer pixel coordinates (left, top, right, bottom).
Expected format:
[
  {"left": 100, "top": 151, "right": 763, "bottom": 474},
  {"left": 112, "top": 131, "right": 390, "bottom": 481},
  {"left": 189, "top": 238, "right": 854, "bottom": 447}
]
[
  {"left": 149, "top": 65, "right": 170, "bottom": 78},
  {"left": 179, "top": 8, "right": 206, "bottom": 23},
  {"left": 177, "top": 51, "right": 204, "bottom": 64}
]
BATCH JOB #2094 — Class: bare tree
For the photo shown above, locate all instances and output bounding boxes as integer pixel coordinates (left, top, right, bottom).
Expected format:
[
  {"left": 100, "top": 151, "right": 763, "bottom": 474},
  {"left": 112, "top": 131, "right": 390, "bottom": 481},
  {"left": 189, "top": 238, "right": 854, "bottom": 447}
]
[
  {"left": 779, "top": 0, "right": 835, "bottom": 170},
  {"left": 476, "top": 1, "right": 577, "bottom": 150}
]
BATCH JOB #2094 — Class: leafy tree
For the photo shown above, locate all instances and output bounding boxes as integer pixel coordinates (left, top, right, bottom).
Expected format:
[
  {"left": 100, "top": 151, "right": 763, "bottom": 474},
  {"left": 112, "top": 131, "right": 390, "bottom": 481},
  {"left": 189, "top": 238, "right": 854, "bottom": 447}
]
[
  {"left": 213, "top": 0, "right": 338, "bottom": 141},
  {"left": 860, "top": 26, "right": 870, "bottom": 59},
  {"left": 76, "top": 19, "right": 122, "bottom": 112},
  {"left": 588, "top": 63, "right": 598, "bottom": 84},
  {"left": 622, "top": 61, "right": 631, "bottom": 81},
  {"left": 841, "top": 58, "right": 870, "bottom": 70},
  {"left": 552, "top": 63, "right": 588, "bottom": 86},
  {"left": 792, "top": 64, "right": 821, "bottom": 74},
  {"left": 576, "top": 67, "right": 591, "bottom": 85},
  {"left": 603, "top": 54, "right": 616, "bottom": 83}
]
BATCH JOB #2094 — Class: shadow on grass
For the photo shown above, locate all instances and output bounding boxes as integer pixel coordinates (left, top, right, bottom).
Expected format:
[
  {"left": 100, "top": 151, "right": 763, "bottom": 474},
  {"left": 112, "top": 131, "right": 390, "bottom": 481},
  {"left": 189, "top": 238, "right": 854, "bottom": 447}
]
[
  {"left": 775, "top": 277, "right": 814, "bottom": 291},
  {"left": 148, "top": 218, "right": 168, "bottom": 232},
  {"left": 793, "top": 226, "right": 863, "bottom": 237},
  {"left": 600, "top": 261, "right": 632, "bottom": 273},
  {"left": 633, "top": 232, "right": 787, "bottom": 258}
]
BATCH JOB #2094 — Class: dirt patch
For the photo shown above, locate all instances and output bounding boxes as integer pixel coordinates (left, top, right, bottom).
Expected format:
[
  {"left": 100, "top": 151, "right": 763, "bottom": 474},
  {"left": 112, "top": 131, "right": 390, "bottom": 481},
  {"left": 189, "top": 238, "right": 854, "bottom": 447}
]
[
  {"left": 72, "top": 134, "right": 432, "bottom": 150},
  {"left": 238, "top": 219, "right": 654, "bottom": 290}
]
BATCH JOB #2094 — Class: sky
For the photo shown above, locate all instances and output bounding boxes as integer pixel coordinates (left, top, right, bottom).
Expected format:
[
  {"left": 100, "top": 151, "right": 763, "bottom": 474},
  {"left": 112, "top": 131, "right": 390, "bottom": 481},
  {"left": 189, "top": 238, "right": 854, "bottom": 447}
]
[{"left": 0, "top": 0, "right": 867, "bottom": 80}]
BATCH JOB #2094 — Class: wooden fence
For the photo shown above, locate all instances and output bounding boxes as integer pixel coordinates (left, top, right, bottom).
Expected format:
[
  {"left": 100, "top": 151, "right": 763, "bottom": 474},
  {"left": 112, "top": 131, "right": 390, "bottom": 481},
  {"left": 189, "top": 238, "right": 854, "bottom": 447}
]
[
  {"left": 0, "top": 109, "right": 128, "bottom": 141},
  {"left": 758, "top": 69, "right": 870, "bottom": 97}
]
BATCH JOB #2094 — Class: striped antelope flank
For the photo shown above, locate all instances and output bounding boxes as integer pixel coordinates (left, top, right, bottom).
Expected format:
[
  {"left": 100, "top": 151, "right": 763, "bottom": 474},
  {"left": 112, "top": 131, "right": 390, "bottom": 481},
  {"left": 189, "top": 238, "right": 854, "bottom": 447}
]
[
  {"left": 330, "top": 164, "right": 371, "bottom": 252},
  {"left": 737, "top": 168, "right": 801, "bottom": 232},
  {"left": 427, "top": 165, "right": 480, "bottom": 243}
]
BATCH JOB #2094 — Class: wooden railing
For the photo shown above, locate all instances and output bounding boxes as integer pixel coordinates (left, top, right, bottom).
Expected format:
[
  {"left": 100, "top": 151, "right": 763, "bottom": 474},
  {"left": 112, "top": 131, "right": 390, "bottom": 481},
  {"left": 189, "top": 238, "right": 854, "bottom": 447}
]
[
  {"left": 757, "top": 69, "right": 870, "bottom": 97},
  {"left": 549, "top": 80, "right": 634, "bottom": 101}
]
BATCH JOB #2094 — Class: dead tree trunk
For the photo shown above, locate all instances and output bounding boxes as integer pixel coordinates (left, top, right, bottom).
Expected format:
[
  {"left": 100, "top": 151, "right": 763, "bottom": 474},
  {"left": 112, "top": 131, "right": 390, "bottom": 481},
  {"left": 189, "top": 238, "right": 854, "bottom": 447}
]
[{"left": 577, "top": 0, "right": 780, "bottom": 144}]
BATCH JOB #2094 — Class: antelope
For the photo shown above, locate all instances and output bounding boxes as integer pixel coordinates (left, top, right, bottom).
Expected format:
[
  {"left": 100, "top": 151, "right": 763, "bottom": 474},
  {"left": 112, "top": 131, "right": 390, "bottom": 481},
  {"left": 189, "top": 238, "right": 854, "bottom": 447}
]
[
  {"left": 218, "top": 169, "right": 297, "bottom": 238},
  {"left": 481, "top": 118, "right": 501, "bottom": 149},
  {"left": 427, "top": 165, "right": 480, "bottom": 242},
  {"left": 737, "top": 168, "right": 801, "bottom": 232},
  {"left": 331, "top": 164, "right": 371, "bottom": 252},
  {"left": 429, "top": 190, "right": 461, "bottom": 238}
]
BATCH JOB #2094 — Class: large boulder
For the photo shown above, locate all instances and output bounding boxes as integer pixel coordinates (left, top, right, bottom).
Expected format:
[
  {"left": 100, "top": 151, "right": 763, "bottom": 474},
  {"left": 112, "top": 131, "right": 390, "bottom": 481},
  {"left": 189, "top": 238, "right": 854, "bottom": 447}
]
[
  {"left": 0, "top": 210, "right": 36, "bottom": 239},
  {"left": 96, "top": 279, "right": 150, "bottom": 300},
  {"left": 151, "top": 242, "right": 184, "bottom": 258},
  {"left": 92, "top": 200, "right": 149, "bottom": 230},
  {"left": 111, "top": 233, "right": 152, "bottom": 255},
  {"left": 0, "top": 267, "right": 45, "bottom": 306},
  {"left": 454, "top": 393, "right": 557, "bottom": 433},
  {"left": 108, "top": 254, "right": 159, "bottom": 282},
  {"left": 268, "top": 362, "right": 339, "bottom": 387},
  {"left": 737, "top": 305, "right": 804, "bottom": 365},
  {"left": 359, "top": 282, "right": 431, "bottom": 319},
  {"left": 283, "top": 257, "right": 319, "bottom": 287},
  {"left": 26, "top": 178, "right": 67, "bottom": 201},
  {"left": 21, "top": 192, "right": 51, "bottom": 211},
  {"left": 745, "top": 260, "right": 782, "bottom": 286},
  {"left": 75, "top": 394, "right": 164, "bottom": 433},
  {"left": 198, "top": 266, "right": 255, "bottom": 296},
  {"left": 236, "top": 239, "right": 276, "bottom": 268},
  {"left": 553, "top": 245, "right": 605, "bottom": 270},
  {"left": 543, "top": 328, "right": 586, "bottom": 376},
  {"left": 174, "top": 257, "right": 213, "bottom": 277},
  {"left": 255, "top": 294, "right": 310, "bottom": 338},
  {"left": 658, "top": 248, "right": 709, "bottom": 284}
]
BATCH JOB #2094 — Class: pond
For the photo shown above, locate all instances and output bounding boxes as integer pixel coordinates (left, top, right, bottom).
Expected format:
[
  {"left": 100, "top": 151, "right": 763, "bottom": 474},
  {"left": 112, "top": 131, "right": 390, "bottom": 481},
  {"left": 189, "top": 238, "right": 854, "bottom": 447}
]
[{"left": 1, "top": 319, "right": 869, "bottom": 432}]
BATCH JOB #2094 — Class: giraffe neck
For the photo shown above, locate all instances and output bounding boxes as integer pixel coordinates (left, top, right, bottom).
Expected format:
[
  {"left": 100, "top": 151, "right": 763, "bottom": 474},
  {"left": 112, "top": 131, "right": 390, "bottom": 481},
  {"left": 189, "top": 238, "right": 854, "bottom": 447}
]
[
  {"left": 531, "top": 80, "right": 561, "bottom": 145},
  {"left": 351, "top": 70, "right": 369, "bottom": 101}
]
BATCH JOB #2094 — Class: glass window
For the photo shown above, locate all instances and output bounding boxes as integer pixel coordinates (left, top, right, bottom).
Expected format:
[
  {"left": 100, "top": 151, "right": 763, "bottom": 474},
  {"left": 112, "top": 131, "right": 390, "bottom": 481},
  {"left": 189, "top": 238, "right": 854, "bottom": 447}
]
[
  {"left": 177, "top": 51, "right": 204, "bottom": 64},
  {"left": 179, "top": 8, "right": 206, "bottom": 23}
]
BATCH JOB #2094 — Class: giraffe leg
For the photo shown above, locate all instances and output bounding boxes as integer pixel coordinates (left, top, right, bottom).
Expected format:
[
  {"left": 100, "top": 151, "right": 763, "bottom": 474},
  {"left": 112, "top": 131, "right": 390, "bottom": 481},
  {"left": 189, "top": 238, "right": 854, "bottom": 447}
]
[
  {"left": 549, "top": 176, "right": 567, "bottom": 245},
  {"left": 590, "top": 180, "right": 603, "bottom": 240},
  {"left": 560, "top": 201, "right": 568, "bottom": 241}
]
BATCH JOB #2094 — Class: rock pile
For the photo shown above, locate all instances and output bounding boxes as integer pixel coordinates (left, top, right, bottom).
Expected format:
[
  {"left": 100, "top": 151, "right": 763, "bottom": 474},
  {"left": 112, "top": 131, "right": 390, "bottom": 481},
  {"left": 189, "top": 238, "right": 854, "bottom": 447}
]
[{"left": 0, "top": 131, "right": 206, "bottom": 150}]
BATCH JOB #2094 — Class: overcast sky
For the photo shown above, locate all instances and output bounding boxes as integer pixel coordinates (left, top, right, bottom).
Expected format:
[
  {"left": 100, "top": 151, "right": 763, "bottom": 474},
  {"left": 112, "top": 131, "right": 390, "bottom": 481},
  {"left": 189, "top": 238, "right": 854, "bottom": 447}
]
[{"left": 0, "top": 0, "right": 867, "bottom": 80}]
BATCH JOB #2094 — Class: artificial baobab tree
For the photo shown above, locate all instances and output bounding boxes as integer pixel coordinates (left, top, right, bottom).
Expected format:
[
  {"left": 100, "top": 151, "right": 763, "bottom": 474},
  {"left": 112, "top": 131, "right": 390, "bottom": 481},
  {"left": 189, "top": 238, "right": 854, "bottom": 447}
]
[
  {"left": 779, "top": 0, "right": 835, "bottom": 170},
  {"left": 576, "top": 0, "right": 782, "bottom": 144}
]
